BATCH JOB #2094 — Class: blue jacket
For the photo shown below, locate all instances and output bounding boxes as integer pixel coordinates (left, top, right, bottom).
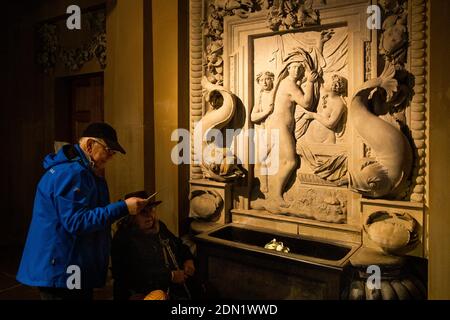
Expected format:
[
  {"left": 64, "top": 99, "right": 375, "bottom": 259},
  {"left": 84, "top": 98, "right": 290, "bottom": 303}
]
[{"left": 17, "top": 144, "right": 129, "bottom": 289}]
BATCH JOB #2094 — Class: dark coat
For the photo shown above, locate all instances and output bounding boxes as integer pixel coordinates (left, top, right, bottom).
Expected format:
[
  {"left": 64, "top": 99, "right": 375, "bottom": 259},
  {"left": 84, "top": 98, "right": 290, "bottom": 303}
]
[{"left": 111, "top": 220, "right": 194, "bottom": 300}]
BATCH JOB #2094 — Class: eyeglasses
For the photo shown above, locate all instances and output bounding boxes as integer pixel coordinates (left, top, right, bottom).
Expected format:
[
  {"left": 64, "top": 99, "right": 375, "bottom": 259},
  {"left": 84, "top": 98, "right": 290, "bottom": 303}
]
[{"left": 92, "top": 139, "right": 117, "bottom": 156}]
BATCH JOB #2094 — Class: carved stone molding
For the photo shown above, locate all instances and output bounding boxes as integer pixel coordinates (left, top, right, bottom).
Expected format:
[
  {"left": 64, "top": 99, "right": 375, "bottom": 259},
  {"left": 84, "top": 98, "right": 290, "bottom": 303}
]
[
  {"left": 364, "top": 41, "right": 372, "bottom": 81},
  {"left": 408, "top": 0, "right": 427, "bottom": 203},
  {"left": 190, "top": 0, "right": 204, "bottom": 179}
]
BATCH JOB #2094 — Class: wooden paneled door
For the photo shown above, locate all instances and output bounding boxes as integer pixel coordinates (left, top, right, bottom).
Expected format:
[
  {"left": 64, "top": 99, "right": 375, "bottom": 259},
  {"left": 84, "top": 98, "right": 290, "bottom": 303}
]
[{"left": 70, "top": 73, "right": 104, "bottom": 143}]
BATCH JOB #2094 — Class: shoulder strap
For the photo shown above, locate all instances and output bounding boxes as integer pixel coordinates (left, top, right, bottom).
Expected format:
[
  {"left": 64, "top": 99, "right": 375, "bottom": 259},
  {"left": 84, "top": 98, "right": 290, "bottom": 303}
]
[{"left": 159, "top": 234, "right": 192, "bottom": 300}]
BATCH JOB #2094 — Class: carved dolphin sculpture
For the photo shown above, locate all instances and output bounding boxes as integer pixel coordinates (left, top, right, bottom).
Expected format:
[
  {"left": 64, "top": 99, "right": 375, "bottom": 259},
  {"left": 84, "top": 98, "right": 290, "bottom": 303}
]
[
  {"left": 195, "top": 77, "right": 243, "bottom": 181},
  {"left": 349, "top": 62, "right": 412, "bottom": 198},
  {"left": 199, "top": 76, "right": 236, "bottom": 140}
]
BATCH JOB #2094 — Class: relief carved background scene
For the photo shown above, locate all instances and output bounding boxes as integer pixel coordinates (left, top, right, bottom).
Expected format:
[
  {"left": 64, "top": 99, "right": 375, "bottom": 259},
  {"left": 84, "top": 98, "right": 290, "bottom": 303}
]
[{"left": 249, "top": 26, "right": 350, "bottom": 223}]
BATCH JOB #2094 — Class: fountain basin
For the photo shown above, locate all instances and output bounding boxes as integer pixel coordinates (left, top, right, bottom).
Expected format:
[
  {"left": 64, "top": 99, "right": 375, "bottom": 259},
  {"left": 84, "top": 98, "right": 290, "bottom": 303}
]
[{"left": 195, "top": 223, "right": 360, "bottom": 299}]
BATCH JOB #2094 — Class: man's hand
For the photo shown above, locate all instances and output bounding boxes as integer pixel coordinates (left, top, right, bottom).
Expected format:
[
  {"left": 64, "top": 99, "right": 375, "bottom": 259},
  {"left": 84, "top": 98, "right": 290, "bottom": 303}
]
[
  {"left": 183, "top": 259, "right": 195, "bottom": 277},
  {"left": 125, "top": 197, "right": 147, "bottom": 215},
  {"left": 171, "top": 270, "right": 187, "bottom": 284}
]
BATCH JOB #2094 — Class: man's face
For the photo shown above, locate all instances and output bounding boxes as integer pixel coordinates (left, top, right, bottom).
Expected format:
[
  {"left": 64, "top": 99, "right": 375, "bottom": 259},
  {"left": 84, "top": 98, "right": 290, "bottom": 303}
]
[
  {"left": 135, "top": 206, "right": 157, "bottom": 233},
  {"left": 260, "top": 75, "right": 274, "bottom": 91},
  {"left": 88, "top": 139, "right": 116, "bottom": 170}
]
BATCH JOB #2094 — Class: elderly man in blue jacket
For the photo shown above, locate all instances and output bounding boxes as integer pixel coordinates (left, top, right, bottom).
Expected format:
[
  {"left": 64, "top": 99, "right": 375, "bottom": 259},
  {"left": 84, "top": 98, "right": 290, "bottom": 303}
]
[{"left": 17, "top": 122, "right": 148, "bottom": 300}]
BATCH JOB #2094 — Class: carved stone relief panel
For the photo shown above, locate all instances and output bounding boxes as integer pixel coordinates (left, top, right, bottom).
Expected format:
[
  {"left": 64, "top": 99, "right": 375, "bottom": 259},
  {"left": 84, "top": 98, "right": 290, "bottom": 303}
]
[
  {"left": 219, "top": 1, "right": 371, "bottom": 226},
  {"left": 282, "top": 186, "right": 348, "bottom": 224},
  {"left": 189, "top": 0, "right": 428, "bottom": 257}
]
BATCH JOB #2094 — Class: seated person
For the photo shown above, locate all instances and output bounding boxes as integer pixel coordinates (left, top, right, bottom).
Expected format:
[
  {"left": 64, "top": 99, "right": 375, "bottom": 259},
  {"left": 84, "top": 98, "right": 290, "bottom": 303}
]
[{"left": 111, "top": 190, "right": 197, "bottom": 300}]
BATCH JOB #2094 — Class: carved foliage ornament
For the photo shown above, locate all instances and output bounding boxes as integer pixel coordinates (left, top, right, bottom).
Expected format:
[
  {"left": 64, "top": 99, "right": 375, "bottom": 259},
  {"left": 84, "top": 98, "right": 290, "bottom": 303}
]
[
  {"left": 378, "top": 0, "right": 411, "bottom": 113},
  {"left": 378, "top": 0, "right": 408, "bottom": 55},
  {"left": 203, "top": 0, "right": 322, "bottom": 85},
  {"left": 267, "top": 0, "right": 323, "bottom": 31},
  {"left": 204, "top": 0, "right": 265, "bottom": 84},
  {"left": 37, "top": 24, "right": 58, "bottom": 72},
  {"left": 37, "top": 11, "right": 106, "bottom": 73}
]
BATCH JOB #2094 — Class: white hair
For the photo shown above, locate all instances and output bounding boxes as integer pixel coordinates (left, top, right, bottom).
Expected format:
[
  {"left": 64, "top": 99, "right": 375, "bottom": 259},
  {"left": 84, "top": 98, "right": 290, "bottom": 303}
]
[{"left": 79, "top": 137, "right": 105, "bottom": 151}]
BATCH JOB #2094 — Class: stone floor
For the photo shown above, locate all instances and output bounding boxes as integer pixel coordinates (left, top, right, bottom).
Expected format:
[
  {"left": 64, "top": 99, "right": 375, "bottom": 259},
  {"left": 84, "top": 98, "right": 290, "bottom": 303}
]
[{"left": 0, "top": 245, "right": 114, "bottom": 300}]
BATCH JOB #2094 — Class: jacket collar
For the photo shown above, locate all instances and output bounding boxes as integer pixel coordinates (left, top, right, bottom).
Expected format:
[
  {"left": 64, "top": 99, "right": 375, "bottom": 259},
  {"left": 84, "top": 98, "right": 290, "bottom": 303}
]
[{"left": 74, "top": 144, "right": 95, "bottom": 170}]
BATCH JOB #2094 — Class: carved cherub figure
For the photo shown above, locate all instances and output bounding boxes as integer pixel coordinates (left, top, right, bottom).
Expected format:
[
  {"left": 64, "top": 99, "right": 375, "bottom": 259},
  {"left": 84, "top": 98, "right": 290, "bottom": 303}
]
[
  {"left": 251, "top": 71, "right": 275, "bottom": 125},
  {"left": 251, "top": 71, "right": 275, "bottom": 193}
]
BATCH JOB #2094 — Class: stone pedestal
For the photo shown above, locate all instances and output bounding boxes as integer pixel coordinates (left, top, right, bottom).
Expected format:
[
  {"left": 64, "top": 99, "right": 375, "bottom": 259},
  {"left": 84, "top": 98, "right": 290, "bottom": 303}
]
[{"left": 189, "top": 179, "right": 234, "bottom": 234}]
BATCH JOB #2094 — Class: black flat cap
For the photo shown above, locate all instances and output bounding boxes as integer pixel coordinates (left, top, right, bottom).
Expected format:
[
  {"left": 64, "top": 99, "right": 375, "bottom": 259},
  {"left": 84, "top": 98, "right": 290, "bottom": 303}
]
[{"left": 82, "top": 122, "right": 126, "bottom": 154}]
